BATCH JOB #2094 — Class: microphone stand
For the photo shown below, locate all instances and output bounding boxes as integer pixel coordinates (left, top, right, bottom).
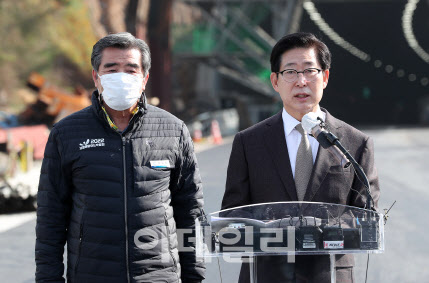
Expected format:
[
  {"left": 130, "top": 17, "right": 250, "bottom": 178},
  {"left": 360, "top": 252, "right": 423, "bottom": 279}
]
[
  {"left": 322, "top": 131, "right": 374, "bottom": 216},
  {"left": 323, "top": 131, "right": 381, "bottom": 255}
]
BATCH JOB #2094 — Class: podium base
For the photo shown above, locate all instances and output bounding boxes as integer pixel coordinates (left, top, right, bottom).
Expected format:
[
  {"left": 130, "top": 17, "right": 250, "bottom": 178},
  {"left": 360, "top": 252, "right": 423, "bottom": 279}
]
[
  {"left": 249, "top": 257, "right": 257, "bottom": 283},
  {"left": 330, "top": 254, "right": 336, "bottom": 283}
]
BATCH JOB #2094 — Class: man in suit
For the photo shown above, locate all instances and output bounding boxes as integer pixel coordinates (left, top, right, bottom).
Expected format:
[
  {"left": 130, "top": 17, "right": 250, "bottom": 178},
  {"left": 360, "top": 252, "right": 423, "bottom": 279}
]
[{"left": 221, "top": 32, "right": 380, "bottom": 282}]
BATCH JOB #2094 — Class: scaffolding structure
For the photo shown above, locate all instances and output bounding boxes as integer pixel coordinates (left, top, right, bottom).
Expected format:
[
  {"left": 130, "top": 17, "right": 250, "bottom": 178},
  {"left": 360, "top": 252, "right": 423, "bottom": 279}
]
[{"left": 171, "top": 0, "right": 303, "bottom": 126}]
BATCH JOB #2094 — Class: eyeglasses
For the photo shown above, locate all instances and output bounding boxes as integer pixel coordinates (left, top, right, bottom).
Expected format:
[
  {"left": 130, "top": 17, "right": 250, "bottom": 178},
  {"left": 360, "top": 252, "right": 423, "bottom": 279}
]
[{"left": 277, "top": 68, "right": 322, "bottom": 83}]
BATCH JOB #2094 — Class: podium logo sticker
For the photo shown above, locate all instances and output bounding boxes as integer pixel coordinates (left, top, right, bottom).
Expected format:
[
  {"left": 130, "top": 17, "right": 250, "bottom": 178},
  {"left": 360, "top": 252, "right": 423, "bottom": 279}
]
[{"left": 323, "top": 241, "right": 344, "bottom": 249}]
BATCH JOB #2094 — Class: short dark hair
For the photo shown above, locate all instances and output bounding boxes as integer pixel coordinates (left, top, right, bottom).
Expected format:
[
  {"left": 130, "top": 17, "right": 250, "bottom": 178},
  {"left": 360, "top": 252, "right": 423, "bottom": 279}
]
[
  {"left": 91, "top": 32, "right": 151, "bottom": 75},
  {"left": 270, "top": 32, "right": 331, "bottom": 73}
]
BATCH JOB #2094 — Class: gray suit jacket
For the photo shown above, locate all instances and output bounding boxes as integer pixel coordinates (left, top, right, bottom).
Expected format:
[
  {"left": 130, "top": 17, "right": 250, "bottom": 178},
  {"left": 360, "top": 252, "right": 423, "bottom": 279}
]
[{"left": 221, "top": 109, "right": 380, "bottom": 283}]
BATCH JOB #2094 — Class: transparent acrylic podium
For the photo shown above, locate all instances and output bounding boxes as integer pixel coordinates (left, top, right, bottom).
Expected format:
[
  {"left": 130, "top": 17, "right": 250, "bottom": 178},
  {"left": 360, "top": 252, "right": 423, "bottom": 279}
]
[{"left": 196, "top": 202, "right": 384, "bottom": 283}]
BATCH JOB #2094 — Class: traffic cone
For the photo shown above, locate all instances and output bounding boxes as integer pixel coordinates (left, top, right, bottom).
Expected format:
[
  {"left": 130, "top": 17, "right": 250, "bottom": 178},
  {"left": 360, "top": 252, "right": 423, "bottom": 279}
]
[
  {"left": 193, "top": 128, "right": 202, "bottom": 143},
  {"left": 211, "top": 120, "right": 223, "bottom": 145}
]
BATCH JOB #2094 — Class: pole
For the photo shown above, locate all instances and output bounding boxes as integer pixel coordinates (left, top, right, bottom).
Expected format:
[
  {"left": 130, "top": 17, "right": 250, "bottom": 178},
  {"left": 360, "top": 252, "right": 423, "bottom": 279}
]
[{"left": 147, "top": 0, "right": 173, "bottom": 111}]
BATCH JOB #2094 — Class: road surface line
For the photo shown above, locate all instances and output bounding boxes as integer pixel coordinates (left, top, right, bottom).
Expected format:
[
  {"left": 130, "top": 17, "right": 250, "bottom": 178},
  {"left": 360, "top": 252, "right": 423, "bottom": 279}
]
[{"left": 0, "top": 212, "right": 36, "bottom": 233}]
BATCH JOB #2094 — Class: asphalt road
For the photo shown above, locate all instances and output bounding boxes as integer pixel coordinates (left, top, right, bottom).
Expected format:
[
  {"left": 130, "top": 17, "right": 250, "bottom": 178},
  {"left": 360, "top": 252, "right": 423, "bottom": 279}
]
[{"left": 1, "top": 128, "right": 429, "bottom": 282}]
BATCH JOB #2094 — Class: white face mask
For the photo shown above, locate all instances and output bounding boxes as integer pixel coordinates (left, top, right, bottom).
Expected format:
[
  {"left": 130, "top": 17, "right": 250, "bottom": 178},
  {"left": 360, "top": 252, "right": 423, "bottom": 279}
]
[{"left": 98, "top": 72, "right": 144, "bottom": 111}]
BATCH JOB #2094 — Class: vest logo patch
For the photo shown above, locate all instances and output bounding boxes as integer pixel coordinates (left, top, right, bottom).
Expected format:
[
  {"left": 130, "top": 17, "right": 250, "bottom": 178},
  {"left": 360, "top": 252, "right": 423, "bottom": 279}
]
[
  {"left": 146, "top": 139, "right": 155, "bottom": 149},
  {"left": 79, "top": 138, "right": 105, "bottom": 150}
]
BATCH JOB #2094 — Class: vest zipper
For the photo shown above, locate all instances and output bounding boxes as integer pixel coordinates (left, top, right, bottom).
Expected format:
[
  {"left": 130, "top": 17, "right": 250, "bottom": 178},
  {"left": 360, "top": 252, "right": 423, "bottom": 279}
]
[
  {"left": 74, "top": 223, "right": 83, "bottom": 279},
  {"left": 122, "top": 136, "right": 130, "bottom": 283}
]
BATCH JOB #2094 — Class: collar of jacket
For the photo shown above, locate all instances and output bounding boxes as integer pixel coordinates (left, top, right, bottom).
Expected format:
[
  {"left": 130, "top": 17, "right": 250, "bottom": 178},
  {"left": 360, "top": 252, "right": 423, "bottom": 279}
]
[
  {"left": 320, "top": 107, "right": 343, "bottom": 134},
  {"left": 90, "top": 90, "right": 148, "bottom": 132},
  {"left": 266, "top": 107, "right": 341, "bottom": 131}
]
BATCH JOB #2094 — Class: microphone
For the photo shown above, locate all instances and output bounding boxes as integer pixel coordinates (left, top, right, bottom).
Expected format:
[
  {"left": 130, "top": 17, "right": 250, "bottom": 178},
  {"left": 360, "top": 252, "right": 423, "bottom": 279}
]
[{"left": 302, "top": 112, "right": 351, "bottom": 168}]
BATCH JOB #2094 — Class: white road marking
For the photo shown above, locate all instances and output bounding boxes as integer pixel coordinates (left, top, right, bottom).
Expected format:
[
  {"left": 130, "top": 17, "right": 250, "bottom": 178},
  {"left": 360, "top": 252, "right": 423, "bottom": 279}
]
[{"left": 0, "top": 212, "right": 36, "bottom": 233}]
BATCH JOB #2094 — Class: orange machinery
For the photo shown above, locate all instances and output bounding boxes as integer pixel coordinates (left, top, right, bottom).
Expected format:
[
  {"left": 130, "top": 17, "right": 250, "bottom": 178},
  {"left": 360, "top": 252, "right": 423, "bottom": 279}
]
[{"left": 19, "top": 72, "right": 91, "bottom": 125}]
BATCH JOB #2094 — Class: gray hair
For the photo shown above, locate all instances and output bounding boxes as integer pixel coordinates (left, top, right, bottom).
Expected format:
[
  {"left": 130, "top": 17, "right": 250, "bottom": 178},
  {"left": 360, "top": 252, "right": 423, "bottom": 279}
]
[{"left": 91, "top": 32, "right": 151, "bottom": 76}]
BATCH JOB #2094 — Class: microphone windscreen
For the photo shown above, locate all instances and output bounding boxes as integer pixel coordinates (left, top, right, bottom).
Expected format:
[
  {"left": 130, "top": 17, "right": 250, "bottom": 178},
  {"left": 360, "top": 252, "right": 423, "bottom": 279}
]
[{"left": 302, "top": 112, "right": 320, "bottom": 133}]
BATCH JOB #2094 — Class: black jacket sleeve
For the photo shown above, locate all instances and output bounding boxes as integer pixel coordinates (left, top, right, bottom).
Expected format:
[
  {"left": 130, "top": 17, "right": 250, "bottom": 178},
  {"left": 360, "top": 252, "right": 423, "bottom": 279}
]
[
  {"left": 171, "top": 123, "right": 205, "bottom": 282},
  {"left": 221, "top": 132, "right": 251, "bottom": 210},
  {"left": 35, "top": 127, "right": 72, "bottom": 282}
]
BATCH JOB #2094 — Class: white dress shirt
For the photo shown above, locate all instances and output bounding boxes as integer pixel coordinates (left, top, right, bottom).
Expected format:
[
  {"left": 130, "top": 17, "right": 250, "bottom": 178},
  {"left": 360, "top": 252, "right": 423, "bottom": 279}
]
[{"left": 282, "top": 107, "right": 326, "bottom": 178}]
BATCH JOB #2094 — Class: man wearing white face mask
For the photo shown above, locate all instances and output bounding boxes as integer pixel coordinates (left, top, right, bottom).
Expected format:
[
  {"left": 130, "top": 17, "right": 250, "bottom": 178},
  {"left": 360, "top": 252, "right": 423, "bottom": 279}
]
[{"left": 36, "top": 32, "right": 205, "bottom": 283}]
